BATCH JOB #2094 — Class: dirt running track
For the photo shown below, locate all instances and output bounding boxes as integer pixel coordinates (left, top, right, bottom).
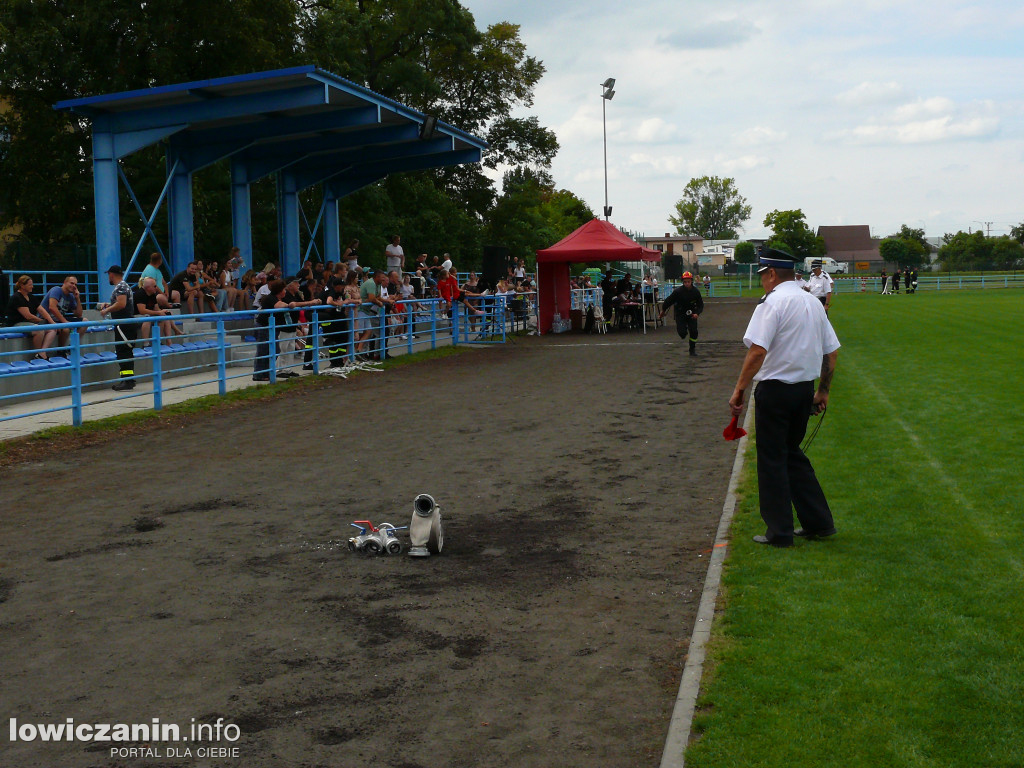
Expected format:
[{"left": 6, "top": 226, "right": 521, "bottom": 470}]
[{"left": 1, "top": 299, "right": 757, "bottom": 768}]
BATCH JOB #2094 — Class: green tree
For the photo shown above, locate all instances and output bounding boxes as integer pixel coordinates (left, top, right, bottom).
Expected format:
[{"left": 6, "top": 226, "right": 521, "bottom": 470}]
[
  {"left": 884, "top": 224, "right": 930, "bottom": 268},
  {"left": 1010, "top": 222, "right": 1024, "bottom": 244},
  {"left": 762, "top": 209, "right": 824, "bottom": 259},
  {"left": 0, "top": 0, "right": 300, "bottom": 244},
  {"left": 734, "top": 241, "right": 756, "bottom": 263},
  {"left": 939, "top": 231, "right": 991, "bottom": 270},
  {"left": 483, "top": 167, "right": 592, "bottom": 265},
  {"left": 878, "top": 237, "right": 908, "bottom": 266},
  {"left": 669, "top": 176, "right": 751, "bottom": 239}
]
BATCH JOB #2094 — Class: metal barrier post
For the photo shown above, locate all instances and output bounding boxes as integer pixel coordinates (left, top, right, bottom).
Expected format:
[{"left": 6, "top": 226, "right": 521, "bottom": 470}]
[
  {"left": 152, "top": 324, "right": 163, "bottom": 410},
  {"left": 378, "top": 307, "right": 387, "bottom": 360},
  {"left": 268, "top": 313, "right": 277, "bottom": 383},
  {"left": 452, "top": 301, "right": 459, "bottom": 346},
  {"left": 430, "top": 302, "right": 437, "bottom": 350},
  {"left": 70, "top": 329, "right": 83, "bottom": 427},
  {"left": 217, "top": 320, "right": 227, "bottom": 396},
  {"left": 312, "top": 311, "right": 321, "bottom": 374},
  {"left": 407, "top": 304, "right": 414, "bottom": 355}
]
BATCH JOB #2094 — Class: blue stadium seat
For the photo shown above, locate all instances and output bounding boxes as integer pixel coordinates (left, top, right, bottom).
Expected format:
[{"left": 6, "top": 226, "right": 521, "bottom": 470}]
[
  {"left": 28, "top": 358, "right": 57, "bottom": 369},
  {"left": 98, "top": 351, "right": 117, "bottom": 362},
  {"left": 168, "top": 343, "right": 185, "bottom": 353},
  {"left": 48, "top": 356, "right": 72, "bottom": 367},
  {"left": 182, "top": 342, "right": 200, "bottom": 351},
  {"left": 0, "top": 363, "right": 15, "bottom": 376},
  {"left": 243, "top": 335, "right": 256, "bottom": 342},
  {"left": 86, "top": 325, "right": 113, "bottom": 333},
  {"left": 0, "top": 331, "right": 28, "bottom": 340},
  {"left": 82, "top": 352, "right": 104, "bottom": 364},
  {"left": 10, "top": 361, "right": 32, "bottom": 372}
]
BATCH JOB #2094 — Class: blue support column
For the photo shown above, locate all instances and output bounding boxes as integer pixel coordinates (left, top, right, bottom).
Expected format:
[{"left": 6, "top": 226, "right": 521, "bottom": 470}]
[
  {"left": 167, "top": 156, "right": 195, "bottom": 275},
  {"left": 92, "top": 131, "right": 121, "bottom": 291},
  {"left": 231, "top": 159, "right": 254, "bottom": 269},
  {"left": 276, "top": 171, "right": 301, "bottom": 277},
  {"left": 322, "top": 184, "right": 341, "bottom": 264}
]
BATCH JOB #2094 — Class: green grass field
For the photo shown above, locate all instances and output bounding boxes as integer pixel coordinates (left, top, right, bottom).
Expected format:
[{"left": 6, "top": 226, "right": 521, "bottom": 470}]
[{"left": 686, "top": 289, "right": 1024, "bottom": 768}]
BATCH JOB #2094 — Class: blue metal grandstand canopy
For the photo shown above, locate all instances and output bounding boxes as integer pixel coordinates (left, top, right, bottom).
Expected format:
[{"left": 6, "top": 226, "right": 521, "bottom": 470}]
[{"left": 55, "top": 66, "right": 487, "bottom": 284}]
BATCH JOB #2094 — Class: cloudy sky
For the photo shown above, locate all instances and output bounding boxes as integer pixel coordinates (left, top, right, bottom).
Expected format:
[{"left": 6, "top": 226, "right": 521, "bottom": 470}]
[{"left": 462, "top": 0, "right": 1024, "bottom": 240}]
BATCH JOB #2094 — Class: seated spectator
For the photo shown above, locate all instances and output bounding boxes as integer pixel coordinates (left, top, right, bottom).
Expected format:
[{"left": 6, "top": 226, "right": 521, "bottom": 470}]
[
  {"left": 201, "top": 260, "right": 229, "bottom": 312},
  {"left": 226, "top": 247, "right": 246, "bottom": 287},
  {"left": 42, "top": 275, "right": 84, "bottom": 354},
  {"left": 219, "top": 261, "right": 243, "bottom": 311},
  {"left": 134, "top": 277, "right": 177, "bottom": 343},
  {"left": 167, "top": 261, "right": 207, "bottom": 314},
  {"left": 428, "top": 255, "right": 443, "bottom": 284},
  {"left": 4, "top": 275, "right": 57, "bottom": 359},
  {"left": 139, "top": 252, "right": 179, "bottom": 309}
]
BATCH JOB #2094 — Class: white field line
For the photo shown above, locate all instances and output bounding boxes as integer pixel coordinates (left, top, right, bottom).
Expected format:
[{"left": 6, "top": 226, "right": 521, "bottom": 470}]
[{"left": 659, "top": 404, "right": 754, "bottom": 768}]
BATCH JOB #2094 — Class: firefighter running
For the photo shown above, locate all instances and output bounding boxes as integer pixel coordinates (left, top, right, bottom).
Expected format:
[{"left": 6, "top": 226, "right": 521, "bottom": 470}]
[{"left": 659, "top": 271, "right": 704, "bottom": 356}]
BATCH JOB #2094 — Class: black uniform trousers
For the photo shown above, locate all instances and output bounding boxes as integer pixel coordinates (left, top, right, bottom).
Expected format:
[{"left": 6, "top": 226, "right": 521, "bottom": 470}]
[
  {"left": 320, "top": 315, "right": 349, "bottom": 366},
  {"left": 114, "top": 323, "right": 138, "bottom": 380},
  {"left": 753, "top": 379, "right": 834, "bottom": 544},
  {"left": 674, "top": 313, "right": 698, "bottom": 343}
]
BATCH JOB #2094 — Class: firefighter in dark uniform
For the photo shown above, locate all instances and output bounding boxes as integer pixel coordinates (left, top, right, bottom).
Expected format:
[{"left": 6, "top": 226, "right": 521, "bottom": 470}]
[
  {"left": 658, "top": 271, "right": 704, "bottom": 355},
  {"left": 321, "top": 277, "right": 350, "bottom": 367},
  {"left": 98, "top": 265, "right": 137, "bottom": 391}
]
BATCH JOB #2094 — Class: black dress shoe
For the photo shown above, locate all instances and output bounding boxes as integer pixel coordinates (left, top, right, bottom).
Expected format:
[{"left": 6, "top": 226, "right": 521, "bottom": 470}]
[
  {"left": 252, "top": 374, "right": 269, "bottom": 382},
  {"left": 794, "top": 527, "right": 837, "bottom": 539},
  {"left": 753, "top": 534, "right": 793, "bottom": 548}
]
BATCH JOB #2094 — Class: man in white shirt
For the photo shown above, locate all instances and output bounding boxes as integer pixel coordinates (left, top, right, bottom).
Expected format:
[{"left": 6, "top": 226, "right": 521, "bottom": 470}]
[
  {"left": 385, "top": 235, "right": 405, "bottom": 276},
  {"left": 729, "top": 247, "right": 841, "bottom": 547},
  {"left": 805, "top": 260, "right": 834, "bottom": 313}
]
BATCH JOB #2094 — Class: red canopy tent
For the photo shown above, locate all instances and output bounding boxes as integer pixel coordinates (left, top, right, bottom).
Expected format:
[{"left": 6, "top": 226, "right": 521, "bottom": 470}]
[{"left": 535, "top": 218, "right": 661, "bottom": 334}]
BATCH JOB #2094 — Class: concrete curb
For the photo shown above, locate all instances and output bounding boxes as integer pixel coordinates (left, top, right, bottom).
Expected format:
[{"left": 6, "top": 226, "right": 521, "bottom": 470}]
[{"left": 659, "top": 404, "right": 754, "bottom": 768}]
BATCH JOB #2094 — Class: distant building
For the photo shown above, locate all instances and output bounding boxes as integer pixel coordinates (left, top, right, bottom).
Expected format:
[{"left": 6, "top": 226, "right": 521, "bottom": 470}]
[
  {"left": 637, "top": 233, "right": 731, "bottom": 278},
  {"left": 817, "top": 225, "right": 880, "bottom": 271}
]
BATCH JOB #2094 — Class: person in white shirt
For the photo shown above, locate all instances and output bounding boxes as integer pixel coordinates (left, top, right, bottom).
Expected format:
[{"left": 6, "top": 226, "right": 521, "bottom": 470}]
[
  {"left": 805, "top": 260, "right": 834, "bottom": 313},
  {"left": 729, "top": 247, "right": 841, "bottom": 548},
  {"left": 385, "top": 235, "right": 405, "bottom": 276}
]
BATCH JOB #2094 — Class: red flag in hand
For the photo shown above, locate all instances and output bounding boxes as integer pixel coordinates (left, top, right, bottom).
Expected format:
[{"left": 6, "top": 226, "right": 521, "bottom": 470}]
[{"left": 723, "top": 415, "right": 747, "bottom": 441}]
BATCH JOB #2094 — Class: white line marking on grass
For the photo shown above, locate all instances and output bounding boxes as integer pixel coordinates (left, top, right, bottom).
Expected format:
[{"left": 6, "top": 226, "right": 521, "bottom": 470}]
[
  {"left": 853, "top": 363, "right": 1024, "bottom": 579},
  {"left": 659, "top": 404, "right": 753, "bottom": 768}
]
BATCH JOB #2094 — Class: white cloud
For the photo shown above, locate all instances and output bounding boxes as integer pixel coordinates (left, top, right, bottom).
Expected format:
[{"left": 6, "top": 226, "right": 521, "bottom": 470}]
[
  {"left": 634, "top": 117, "right": 681, "bottom": 143},
  {"left": 733, "top": 126, "right": 788, "bottom": 146},
  {"left": 840, "top": 116, "right": 999, "bottom": 144},
  {"left": 891, "top": 97, "right": 956, "bottom": 122},
  {"left": 835, "top": 81, "right": 905, "bottom": 106},
  {"left": 659, "top": 16, "right": 760, "bottom": 49}
]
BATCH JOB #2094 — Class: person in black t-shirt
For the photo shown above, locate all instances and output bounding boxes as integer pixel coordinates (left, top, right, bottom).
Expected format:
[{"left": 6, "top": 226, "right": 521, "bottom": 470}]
[
  {"left": 5, "top": 275, "right": 57, "bottom": 358},
  {"left": 134, "top": 277, "right": 176, "bottom": 344}
]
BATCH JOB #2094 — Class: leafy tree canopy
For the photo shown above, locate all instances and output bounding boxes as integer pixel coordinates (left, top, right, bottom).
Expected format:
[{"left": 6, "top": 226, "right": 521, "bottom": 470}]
[
  {"left": 939, "top": 231, "right": 1023, "bottom": 271},
  {"left": 733, "top": 241, "right": 757, "bottom": 263},
  {"left": 668, "top": 176, "right": 751, "bottom": 239},
  {"left": 0, "top": 0, "right": 560, "bottom": 265},
  {"left": 762, "top": 208, "right": 824, "bottom": 260}
]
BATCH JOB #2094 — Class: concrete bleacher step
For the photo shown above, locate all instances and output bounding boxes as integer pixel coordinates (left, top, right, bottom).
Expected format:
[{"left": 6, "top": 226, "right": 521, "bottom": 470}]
[{"left": 0, "top": 343, "right": 243, "bottom": 399}]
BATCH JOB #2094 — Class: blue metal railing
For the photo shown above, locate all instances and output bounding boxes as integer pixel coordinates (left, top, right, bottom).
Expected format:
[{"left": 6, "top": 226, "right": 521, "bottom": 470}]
[{"left": 0, "top": 294, "right": 534, "bottom": 430}]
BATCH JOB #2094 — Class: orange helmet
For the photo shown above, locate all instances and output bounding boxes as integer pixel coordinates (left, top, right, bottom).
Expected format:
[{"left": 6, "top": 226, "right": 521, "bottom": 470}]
[{"left": 682, "top": 272, "right": 693, "bottom": 280}]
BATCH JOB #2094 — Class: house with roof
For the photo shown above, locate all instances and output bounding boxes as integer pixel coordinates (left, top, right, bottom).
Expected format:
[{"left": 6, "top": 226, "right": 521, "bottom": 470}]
[{"left": 817, "top": 225, "right": 880, "bottom": 271}]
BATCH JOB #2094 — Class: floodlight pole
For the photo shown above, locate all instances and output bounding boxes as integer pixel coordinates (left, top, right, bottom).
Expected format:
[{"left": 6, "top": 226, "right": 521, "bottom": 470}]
[{"left": 601, "top": 78, "right": 615, "bottom": 221}]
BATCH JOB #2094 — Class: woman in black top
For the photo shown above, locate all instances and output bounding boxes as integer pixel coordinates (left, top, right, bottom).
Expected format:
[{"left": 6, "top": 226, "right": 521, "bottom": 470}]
[{"left": 5, "top": 275, "right": 56, "bottom": 359}]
